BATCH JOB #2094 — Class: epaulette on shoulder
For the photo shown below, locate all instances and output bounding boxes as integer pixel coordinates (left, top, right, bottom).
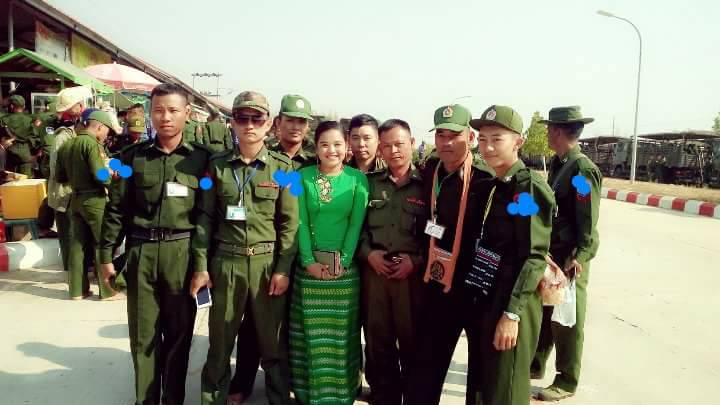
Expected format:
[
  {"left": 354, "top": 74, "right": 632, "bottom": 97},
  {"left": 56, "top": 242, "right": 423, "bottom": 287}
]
[{"left": 268, "top": 149, "right": 292, "bottom": 165}]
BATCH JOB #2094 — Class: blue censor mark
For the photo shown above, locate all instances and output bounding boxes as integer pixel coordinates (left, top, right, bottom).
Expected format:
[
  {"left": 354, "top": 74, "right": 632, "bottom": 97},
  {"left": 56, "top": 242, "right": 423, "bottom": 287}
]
[
  {"left": 108, "top": 158, "right": 133, "bottom": 179},
  {"left": 273, "top": 170, "right": 303, "bottom": 196},
  {"left": 507, "top": 192, "right": 539, "bottom": 217},
  {"left": 572, "top": 175, "right": 591, "bottom": 196},
  {"left": 199, "top": 177, "right": 213, "bottom": 190},
  {"left": 96, "top": 168, "right": 110, "bottom": 181}
]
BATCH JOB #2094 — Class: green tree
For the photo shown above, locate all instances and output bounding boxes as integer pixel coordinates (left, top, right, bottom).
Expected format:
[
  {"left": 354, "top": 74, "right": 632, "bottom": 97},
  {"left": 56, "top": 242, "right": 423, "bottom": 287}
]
[
  {"left": 713, "top": 112, "right": 720, "bottom": 133},
  {"left": 522, "top": 111, "right": 554, "bottom": 172}
]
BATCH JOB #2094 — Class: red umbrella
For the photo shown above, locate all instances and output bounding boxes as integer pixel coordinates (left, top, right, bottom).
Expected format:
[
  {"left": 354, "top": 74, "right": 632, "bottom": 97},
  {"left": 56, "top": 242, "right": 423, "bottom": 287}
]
[{"left": 84, "top": 62, "right": 161, "bottom": 92}]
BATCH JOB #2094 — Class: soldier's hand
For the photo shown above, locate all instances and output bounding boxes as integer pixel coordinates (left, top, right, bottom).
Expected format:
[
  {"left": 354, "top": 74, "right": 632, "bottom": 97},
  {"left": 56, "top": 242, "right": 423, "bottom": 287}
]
[
  {"left": 190, "top": 271, "right": 212, "bottom": 298},
  {"left": 306, "top": 263, "right": 327, "bottom": 280},
  {"left": 493, "top": 314, "right": 519, "bottom": 351},
  {"left": 101, "top": 263, "right": 116, "bottom": 285},
  {"left": 367, "top": 250, "right": 394, "bottom": 277},
  {"left": 388, "top": 254, "right": 414, "bottom": 280},
  {"left": 563, "top": 257, "right": 583, "bottom": 276},
  {"left": 269, "top": 274, "right": 289, "bottom": 296}
]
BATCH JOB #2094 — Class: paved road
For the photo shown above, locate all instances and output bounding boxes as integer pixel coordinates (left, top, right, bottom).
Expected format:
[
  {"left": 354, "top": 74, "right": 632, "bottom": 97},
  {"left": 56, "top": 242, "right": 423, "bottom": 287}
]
[{"left": 1, "top": 199, "right": 718, "bottom": 404}]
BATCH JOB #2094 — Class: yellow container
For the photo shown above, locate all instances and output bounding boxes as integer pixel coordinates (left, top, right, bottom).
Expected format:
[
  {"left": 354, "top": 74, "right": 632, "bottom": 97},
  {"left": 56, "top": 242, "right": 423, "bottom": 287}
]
[{"left": 0, "top": 179, "right": 47, "bottom": 219}]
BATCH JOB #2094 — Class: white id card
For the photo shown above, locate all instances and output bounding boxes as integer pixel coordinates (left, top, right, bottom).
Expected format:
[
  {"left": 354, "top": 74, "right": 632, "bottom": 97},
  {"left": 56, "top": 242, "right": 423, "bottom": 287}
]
[
  {"left": 166, "top": 182, "right": 189, "bottom": 197},
  {"left": 424, "top": 220, "right": 446, "bottom": 239},
  {"left": 226, "top": 205, "right": 247, "bottom": 221}
]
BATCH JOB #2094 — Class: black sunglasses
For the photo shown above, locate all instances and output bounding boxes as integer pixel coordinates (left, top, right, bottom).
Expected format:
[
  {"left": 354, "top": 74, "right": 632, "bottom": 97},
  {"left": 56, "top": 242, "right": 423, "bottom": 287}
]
[{"left": 233, "top": 113, "right": 268, "bottom": 126}]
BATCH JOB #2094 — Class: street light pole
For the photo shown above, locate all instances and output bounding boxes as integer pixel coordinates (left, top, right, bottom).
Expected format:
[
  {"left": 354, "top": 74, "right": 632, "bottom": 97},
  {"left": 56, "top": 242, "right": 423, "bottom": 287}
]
[{"left": 598, "top": 10, "right": 643, "bottom": 183}]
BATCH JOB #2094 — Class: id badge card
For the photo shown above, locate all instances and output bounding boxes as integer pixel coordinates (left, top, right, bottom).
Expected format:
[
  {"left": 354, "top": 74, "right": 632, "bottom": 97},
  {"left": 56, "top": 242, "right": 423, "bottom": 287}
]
[
  {"left": 225, "top": 205, "right": 247, "bottom": 221},
  {"left": 424, "top": 220, "right": 446, "bottom": 239},
  {"left": 465, "top": 240, "right": 502, "bottom": 296},
  {"left": 166, "top": 182, "right": 189, "bottom": 197}
]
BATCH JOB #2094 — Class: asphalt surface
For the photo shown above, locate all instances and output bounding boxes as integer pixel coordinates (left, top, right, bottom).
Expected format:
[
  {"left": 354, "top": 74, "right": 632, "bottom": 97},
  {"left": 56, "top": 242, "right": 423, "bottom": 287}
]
[{"left": 1, "top": 198, "right": 718, "bottom": 404}]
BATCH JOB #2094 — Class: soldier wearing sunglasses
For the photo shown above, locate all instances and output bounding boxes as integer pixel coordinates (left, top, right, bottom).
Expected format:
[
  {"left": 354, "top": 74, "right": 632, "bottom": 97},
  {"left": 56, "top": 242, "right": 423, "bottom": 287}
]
[{"left": 197, "top": 91, "right": 298, "bottom": 405}]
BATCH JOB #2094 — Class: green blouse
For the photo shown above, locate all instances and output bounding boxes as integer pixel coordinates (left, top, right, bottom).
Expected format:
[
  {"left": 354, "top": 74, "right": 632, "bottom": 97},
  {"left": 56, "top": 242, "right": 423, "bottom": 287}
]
[{"left": 297, "top": 165, "right": 369, "bottom": 268}]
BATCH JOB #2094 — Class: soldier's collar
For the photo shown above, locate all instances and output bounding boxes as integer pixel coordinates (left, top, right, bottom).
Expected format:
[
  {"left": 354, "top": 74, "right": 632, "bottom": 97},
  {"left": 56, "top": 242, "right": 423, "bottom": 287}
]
[
  {"left": 378, "top": 164, "right": 422, "bottom": 182},
  {"left": 497, "top": 159, "right": 526, "bottom": 183},
  {"left": 229, "top": 145, "right": 270, "bottom": 166},
  {"left": 146, "top": 137, "right": 193, "bottom": 154},
  {"left": 559, "top": 144, "right": 581, "bottom": 164}
]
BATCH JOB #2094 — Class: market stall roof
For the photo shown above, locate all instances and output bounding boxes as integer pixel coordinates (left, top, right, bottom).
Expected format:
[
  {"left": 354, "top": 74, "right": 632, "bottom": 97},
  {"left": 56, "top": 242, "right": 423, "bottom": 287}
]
[
  {"left": 639, "top": 131, "right": 720, "bottom": 141},
  {"left": 0, "top": 48, "right": 116, "bottom": 93},
  {"left": 9, "top": 0, "right": 231, "bottom": 115}
]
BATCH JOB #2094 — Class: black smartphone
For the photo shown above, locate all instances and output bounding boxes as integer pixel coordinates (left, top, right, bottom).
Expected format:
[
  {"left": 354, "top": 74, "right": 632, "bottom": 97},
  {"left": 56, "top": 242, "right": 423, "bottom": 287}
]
[{"left": 195, "top": 286, "right": 212, "bottom": 309}]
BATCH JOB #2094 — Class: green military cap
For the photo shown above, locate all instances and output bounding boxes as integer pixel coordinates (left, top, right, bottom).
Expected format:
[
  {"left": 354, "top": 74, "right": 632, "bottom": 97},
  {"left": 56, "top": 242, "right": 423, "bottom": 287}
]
[
  {"left": 430, "top": 104, "right": 471, "bottom": 132},
  {"left": 88, "top": 110, "right": 122, "bottom": 134},
  {"left": 539, "top": 105, "right": 594, "bottom": 124},
  {"left": 9, "top": 95, "right": 25, "bottom": 107},
  {"left": 233, "top": 91, "right": 270, "bottom": 114},
  {"left": 128, "top": 114, "right": 146, "bottom": 132},
  {"left": 280, "top": 94, "right": 313, "bottom": 120},
  {"left": 470, "top": 105, "right": 524, "bottom": 136}
]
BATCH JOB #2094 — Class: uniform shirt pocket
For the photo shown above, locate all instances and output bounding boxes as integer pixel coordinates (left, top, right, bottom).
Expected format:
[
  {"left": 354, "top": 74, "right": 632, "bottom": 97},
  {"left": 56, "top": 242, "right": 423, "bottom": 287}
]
[
  {"left": 136, "top": 171, "right": 162, "bottom": 204},
  {"left": 174, "top": 172, "right": 200, "bottom": 207},
  {"left": 253, "top": 185, "right": 279, "bottom": 216},
  {"left": 400, "top": 203, "right": 426, "bottom": 235}
]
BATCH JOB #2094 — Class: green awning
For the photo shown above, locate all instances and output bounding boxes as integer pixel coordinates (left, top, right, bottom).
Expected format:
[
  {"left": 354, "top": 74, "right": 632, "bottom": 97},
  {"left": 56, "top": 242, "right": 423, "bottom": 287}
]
[{"left": 0, "top": 48, "right": 115, "bottom": 94}]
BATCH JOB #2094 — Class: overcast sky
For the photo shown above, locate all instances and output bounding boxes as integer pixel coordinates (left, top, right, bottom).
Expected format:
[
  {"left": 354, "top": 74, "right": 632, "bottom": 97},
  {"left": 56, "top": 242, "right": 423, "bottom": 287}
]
[{"left": 48, "top": 0, "right": 720, "bottom": 143}]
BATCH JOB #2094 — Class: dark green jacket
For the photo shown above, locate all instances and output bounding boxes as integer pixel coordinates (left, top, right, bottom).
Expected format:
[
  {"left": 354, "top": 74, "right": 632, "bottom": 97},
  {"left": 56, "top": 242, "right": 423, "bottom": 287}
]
[
  {"left": 470, "top": 160, "right": 555, "bottom": 318},
  {"left": 548, "top": 145, "right": 602, "bottom": 263},
  {"left": 204, "top": 120, "right": 233, "bottom": 153},
  {"left": 194, "top": 146, "right": 299, "bottom": 276},
  {"left": 359, "top": 165, "right": 428, "bottom": 269},
  {"left": 56, "top": 131, "right": 110, "bottom": 193},
  {"left": 99, "top": 139, "right": 212, "bottom": 268},
  {"left": 268, "top": 138, "right": 316, "bottom": 170}
]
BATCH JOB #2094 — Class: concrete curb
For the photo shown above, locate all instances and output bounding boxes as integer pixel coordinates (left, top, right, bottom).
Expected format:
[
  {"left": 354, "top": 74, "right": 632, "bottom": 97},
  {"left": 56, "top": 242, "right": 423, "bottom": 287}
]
[
  {"left": 0, "top": 239, "right": 62, "bottom": 272},
  {"left": 602, "top": 187, "right": 720, "bottom": 219}
]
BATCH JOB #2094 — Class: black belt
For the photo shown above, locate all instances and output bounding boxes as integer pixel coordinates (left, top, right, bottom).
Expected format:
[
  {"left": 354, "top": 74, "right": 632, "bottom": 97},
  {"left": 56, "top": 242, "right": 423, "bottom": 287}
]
[
  {"left": 73, "top": 189, "right": 105, "bottom": 196},
  {"left": 131, "top": 227, "right": 192, "bottom": 241},
  {"left": 216, "top": 242, "right": 275, "bottom": 256}
]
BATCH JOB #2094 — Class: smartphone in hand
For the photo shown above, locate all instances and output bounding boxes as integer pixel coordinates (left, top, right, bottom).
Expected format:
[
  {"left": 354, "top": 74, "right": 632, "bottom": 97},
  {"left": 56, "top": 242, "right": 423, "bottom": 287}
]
[{"left": 195, "top": 286, "right": 212, "bottom": 309}]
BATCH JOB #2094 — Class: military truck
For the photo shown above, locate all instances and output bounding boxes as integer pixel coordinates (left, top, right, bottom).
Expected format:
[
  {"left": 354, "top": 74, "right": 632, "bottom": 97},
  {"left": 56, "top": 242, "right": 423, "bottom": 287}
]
[
  {"left": 578, "top": 136, "right": 662, "bottom": 180},
  {"left": 640, "top": 132, "right": 720, "bottom": 186}
]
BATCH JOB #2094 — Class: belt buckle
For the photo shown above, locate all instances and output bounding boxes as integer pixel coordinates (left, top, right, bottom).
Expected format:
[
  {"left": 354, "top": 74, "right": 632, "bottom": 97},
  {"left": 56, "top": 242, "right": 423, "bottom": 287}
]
[
  {"left": 246, "top": 246, "right": 255, "bottom": 256},
  {"left": 149, "top": 228, "right": 158, "bottom": 240}
]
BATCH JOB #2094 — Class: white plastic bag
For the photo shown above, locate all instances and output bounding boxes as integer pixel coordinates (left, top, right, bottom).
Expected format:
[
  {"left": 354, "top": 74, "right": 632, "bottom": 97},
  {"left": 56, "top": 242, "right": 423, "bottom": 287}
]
[{"left": 551, "top": 279, "right": 576, "bottom": 327}]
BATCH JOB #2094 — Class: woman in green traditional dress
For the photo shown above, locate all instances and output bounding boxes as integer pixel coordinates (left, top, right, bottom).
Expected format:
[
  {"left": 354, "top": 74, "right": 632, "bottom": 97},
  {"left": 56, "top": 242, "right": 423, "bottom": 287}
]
[{"left": 289, "top": 120, "right": 369, "bottom": 404}]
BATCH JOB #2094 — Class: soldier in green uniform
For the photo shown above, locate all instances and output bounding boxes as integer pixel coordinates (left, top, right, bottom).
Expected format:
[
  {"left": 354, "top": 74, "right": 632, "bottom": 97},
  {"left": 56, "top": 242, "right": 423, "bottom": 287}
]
[
  {"left": 0, "top": 95, "right": 39, "bottom": 176},
  {"left": 56, "top": 110, "right": 122, "bottom": 300},
  {"left": 227, "top": 93, "right": 314, "bottom": 404},
  {"left": 348, "top": 113, "right": 387, "bottom": 173},
  {"left": 358, "top": 118, "right": 428, "bottom": 405},
  {"left": 196, "top": 90, "right": 298, "bottom": 405},
  {"left": 184, "top": 116, "right": 205, "bottom": 144},
  {"left": 99, "top": 84, "right": 212, "bottom": 405},
  {"left": 204, "top": 108, "right": 233, "bottom": 153},
  {"left": 532, "top": 106, "right": 602, "bottom": 402},
  {"left": 110, "top": 113, "right": 146, "bottom": 155},
  {"left": 48, "top": 87, "right": 93, "bottom": 272},
  {"left": 405, "top": 104, "right": 495, "bottom": 404},
  {"left": 463, "top": 105, "right": 556, "bottom": 405}
]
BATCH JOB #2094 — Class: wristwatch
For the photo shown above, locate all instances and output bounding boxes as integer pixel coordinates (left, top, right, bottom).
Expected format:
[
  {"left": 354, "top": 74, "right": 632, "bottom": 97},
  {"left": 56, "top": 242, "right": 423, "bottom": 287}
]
[{"left": 504, "top": 311, "right": 520, "bottom": 321}]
